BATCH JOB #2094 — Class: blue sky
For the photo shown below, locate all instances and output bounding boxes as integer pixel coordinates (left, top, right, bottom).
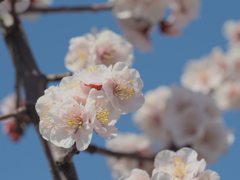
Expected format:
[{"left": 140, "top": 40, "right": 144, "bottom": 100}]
[{"left": 0, "top": 0, "right": 240, "bottom": 179}]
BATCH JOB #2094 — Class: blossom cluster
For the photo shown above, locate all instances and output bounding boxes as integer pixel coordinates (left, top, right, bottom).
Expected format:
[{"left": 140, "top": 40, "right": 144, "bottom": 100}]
[
  {"left": 110, "top": 0, "right": 200, "bottom": 50},
  {"left": 0, "top": 0, "right": 52, "bottom": 27},
  {"left": 106, "top": 133, "right": 154, "bottom": 178},
  {"left": 119, "top": 148, "right": 220, "bottom": 180},
  {"left": 65, "top": 29, "right": 134, "bottom": 72},
  {"left": 36, "top": 62, "right": 145, "bottom": 151},
  {"left": 182, "top": 20, "right": 240, "bottom": 110},
  {"left": 133, "top": 85, "right": 234, "bottom": 163},
  {"left": 0, "top": 94, "right": 27, "bottom": 141}
]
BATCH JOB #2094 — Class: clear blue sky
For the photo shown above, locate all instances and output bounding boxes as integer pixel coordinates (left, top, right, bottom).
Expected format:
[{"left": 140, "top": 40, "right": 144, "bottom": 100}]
[{"left": 0, "top": 0, "right": 240, "bottom": 179}]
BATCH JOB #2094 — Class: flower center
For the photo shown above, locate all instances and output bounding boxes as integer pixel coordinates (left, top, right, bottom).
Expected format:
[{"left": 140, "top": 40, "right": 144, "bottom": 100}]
[
  {"left": 171, "top": 158, "right": 188, "bottom": 179},
  {"left": 84, "top": 67, "right": 98, "bottom": 72},
  {"left": 113, "top": 80, "right": 135, "bottom": 100},
  {"left": 57, "top": 114, "right": 83, "bottom": 134},
  {"left": 95, "top": 101, "right": 109, "bottom": 124},
  {"left": 96, "top": 108, "right": 109, "bottom": 124},
  {"left": 101, "top": 50, "right": 115, "bottom": 66}
]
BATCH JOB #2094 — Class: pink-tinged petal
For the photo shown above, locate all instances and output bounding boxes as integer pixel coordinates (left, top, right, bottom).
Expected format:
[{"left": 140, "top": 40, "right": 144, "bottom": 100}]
[
  {"left": 95, "top": 125, "right": 118, "bottom": 139},
  {"left": 50, "top": 127, "right": 75, "bottom": 148},
  {"left": 197, "top": 170, "right": 220, "bottom": 180},
  {"left": 154, "top": 150, "right": 175, "bottom": 168},
  {"left": 113, "top": 62, "right": 129, "bottom": 72},
  {"left": 118, "top": 169, "right": 150, "bottom": 180},
  {"left": 76, "top": 126, "right": 93, "bottom": 151},
  {"left": 39, "top": 120, "right": 52, "bottom": 141},
  {"left": 151, "top": 172, "right": 172, "bottom": 180},
  {"left": 176, "top": 148, "right": 198, "bottom": 164}
]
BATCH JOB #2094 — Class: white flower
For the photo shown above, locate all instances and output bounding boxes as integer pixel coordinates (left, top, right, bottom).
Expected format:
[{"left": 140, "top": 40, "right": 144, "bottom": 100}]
[
  {"left": 1, "top": 94, "right": 16, "bottom": 114},
  {"left": 65, "top": 34, "right": 96, "bottom": 71},
  {"left": 87, "top": 89, "right": 120, "bottom": 139},
  {"left": 0, "top": 0, "right": 30, "bottom": 27},
  {"left": 74, "top": 65, "right": 112, "bottom": 90},
  {"left": 215, "top": 81, "right": 240, "bottom": 110},
  {"left": 49, "top": 97, "right": 94, "bottom": 151},
  {"left": 93, "top": 29, "right": 134, "bottom": 67},
  {"left": 110, "top": 0, "right": 170, "bottom": 51},
  {"left": 103, "top": 62, "right": 145, "bottom": 114},
  {"left": 65, "top": 29, "right": 134, "bottom": 71},
  {"left": 223, "top": 20, "right": 240, "bottom": 44},
  {"left": 36, "top": 82, "right": 94, "bottom": 151},
  {"left": 118, "top": 169, "right": 150, "bottom": 180},
  {"left": 163, "top": 0, "right": 200, "bottom": 34},
  {"left": 165, "top": 106, "right": 209, "bottom": 147},
  {"left": 110, "top": 0, "right": 169, "bottom": 23},
  {"left": 106, "top": 133, "right": 154, "bottom": 179},
  {"left": 181, "top": 56, "right": 225, "bottom": 94},
  {"left": 36, "top": 86, "right": 63, "bottom": 141},
  {"left": 118, "top": 18, "right": 152, "bottom": 51},
  {"left": 192, "top": 119, "right": 234, "bottom": 163},
  {"left": 133, "top": 86, "right": 171, "bottom": 146},
  {"left": 163, "top": 86, "right": 221, "bottom": 147},
  {"left": 0, "top": 93, "right": 27, "bottom": 141},
  {"left": 153, "top": 148, "right": 206, "bottom": 179},
  {"left": 164, "top": 86, "right": 219, "bottom": 116},
  {"left": 119, "top": 148, "right": 220, "bottom": 180}
]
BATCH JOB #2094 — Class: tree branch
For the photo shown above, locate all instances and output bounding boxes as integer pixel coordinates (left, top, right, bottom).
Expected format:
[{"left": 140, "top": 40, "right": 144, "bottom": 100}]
[
  {"left": 25, "top": 3, "right": 112, "bottom": 14},
  {"left": 86, "top": 145, "right": 155, "bottom": 161},
  {"left": 0, "top": 107, "right": 26, "bottom": 121},
  {"left": 1, "top": 22, "right": 78, "bottom": 180},
  {"left": 46, "top": 72, "right": 72, "bottom": 82},
  {"left": 58, "top": 144, "right": 154, "bottom": 165}
]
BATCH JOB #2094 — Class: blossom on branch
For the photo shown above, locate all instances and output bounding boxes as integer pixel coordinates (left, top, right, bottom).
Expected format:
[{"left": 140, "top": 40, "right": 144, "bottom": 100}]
[
  {"left": 103, "top": 62, "right": 144, "bottom": 114},
  {"left": 65, "top": 29, "right": 134, "bottom": 71},
  {"left": 161, "top": 0, "right": 200, "bottom": 36},
  {"left": 215, "top": 81, "right": 240, "bottom": 110},
  {"left": 119, "top": 148, "right": 220, "bottom": 180},
  {"left": 181, "top": 48, "right": 226, "bottom": 94},
  {"left": 0, "top": 94, "right": 27, "bottom": 141},
  {"left": 110, "top": 0, "right": 201, "bottom": 50},
  {"left": 36, "top": 63, "right": 144, "bottom": 151},
  {"left": 133, "top": 86, "right": 171, "bottom": 147},
  {"left": 106, "top": 133, "right": 154, "bottom": 179},
  {"left": 152, "top": 148, "right": 220, "bottom": 180},
  {"left": 133, "top": 85, "right": 233, "bottom": 163}
]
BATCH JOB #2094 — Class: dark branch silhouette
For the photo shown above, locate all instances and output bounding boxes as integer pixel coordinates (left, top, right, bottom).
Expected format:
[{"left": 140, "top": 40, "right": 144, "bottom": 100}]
[
  {"left": 46, "top": 72, "right": 72, "bottom": 82},
  {"left": 0, "top": 107, "right": 26, "bottom": 121},
  {"left": 58, "top": 144, "right": 155, "bottom": 165},
  {"left": 25, "top": 3, "right": 112, "bottom": 14}
]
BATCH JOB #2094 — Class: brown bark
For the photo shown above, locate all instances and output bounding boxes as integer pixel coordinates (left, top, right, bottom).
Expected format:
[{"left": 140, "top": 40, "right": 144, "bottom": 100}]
[{"left": 1, "top": 23, "right": 78, "bottom": 180}]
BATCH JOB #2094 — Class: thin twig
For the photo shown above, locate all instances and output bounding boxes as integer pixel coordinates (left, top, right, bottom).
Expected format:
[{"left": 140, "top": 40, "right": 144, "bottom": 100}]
[
  {"left": 58, "top": 144, "right": 154, "bottom": 165},
  {"left": 86, "top": 145, "right": 154, "bottom": 161},
  {"left": 25, "top": 3, "right": 112, "bottom": 14},
  {"left": 15, "top": 73, "right": 21, "bottom": 108},
  {"left": 0, "top": 107, "right": 26, "bottom": 121},
  {"left": 46, "top": 72, "right": 72, "bottom": 82}
]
